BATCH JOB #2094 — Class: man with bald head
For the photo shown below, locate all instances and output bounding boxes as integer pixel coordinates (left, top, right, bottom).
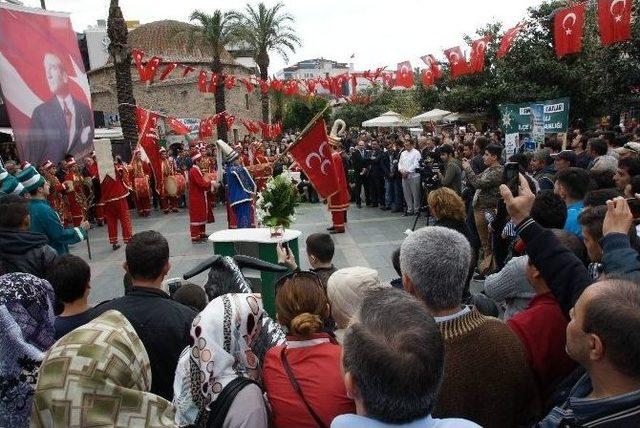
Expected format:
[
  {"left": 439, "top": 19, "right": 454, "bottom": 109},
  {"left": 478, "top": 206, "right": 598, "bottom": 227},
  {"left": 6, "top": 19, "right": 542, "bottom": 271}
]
[{"left": 26, "top": 53, "right": 94, "bottom": 164}]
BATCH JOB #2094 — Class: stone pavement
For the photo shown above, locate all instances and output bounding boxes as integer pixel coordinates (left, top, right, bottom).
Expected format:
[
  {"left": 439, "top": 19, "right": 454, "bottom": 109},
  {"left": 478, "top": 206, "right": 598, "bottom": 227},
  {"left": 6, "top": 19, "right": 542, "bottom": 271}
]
[{"left": 72, "top": 203, "right": 427, "bottom": 305}]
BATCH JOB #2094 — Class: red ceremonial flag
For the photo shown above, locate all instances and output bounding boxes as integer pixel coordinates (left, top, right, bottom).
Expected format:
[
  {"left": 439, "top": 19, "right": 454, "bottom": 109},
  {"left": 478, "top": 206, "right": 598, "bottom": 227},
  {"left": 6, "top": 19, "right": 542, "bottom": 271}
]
[
  {"left": 469, "top": 36, "right": 491, "bottom": 73},
  {"left": 197, "top": 70, "right": 208, "bottom": 92},
  {"left": 135, "top": 107, "right": 163, "bottom": 192},
  {"left": 497, "top": 23, "right": 524, "bottom": 58},
  {"left": 140, "top": 56, "right": 162, "bottom": 82},
  {"left": 598, "top": 0, "right": 632, "bottom": 46},
  {"left": 395, "top": 61, "right": 414, "bottom": 88},
  {"left": 443, "top": 46, "right": 471, "bottom": 78},
  {"left": 159, "top": 62, "right": 177, "bottom": 80},
  {"left": 420, "top": 55, "right": 442, "bottom": 80},
  {"left": 287, "top": 118, "right": 339, "bottom": 199},
  {"left": 554, "top": 4, "right": 586, "bottom": 58},
  {"left": 166, "top": 117, "right": 190, "bottom": 135}
]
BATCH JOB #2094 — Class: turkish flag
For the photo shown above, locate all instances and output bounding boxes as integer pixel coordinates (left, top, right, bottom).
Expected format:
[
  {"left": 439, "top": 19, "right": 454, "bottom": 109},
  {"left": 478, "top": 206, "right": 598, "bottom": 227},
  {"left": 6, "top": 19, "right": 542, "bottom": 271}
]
[
  {"left": 224, "top": 75, "right": 236, "bottom": 89},
  {"left": 287, "top": 118, "right": 338, "bottom": 199},
  {"left": 139, "top": 56, "right": 162, "bottom": 82},
  {"left": 497, "top": 23, "right": 524, "bottom": 58},
  {"left": 258, "top": 79, "right": 270, "bottom": 94},
  {"left": 395, "top": 61, "right": 414, "bottom": 88},
  {"left": 197, "top": 70, "right": 208, "bottom": 92},
  {"left": 166, "top": 117, "right": 190, "bottom": 135},
  {"left": 131, "top": 49, "right": 145, "bottom": 76},
  {"left": 598, "top": 0, "right": 632, "bottom": 46},
  {"left": 199, "top": 116, "right": 214, "bottom": 138},
  {"left": 224, "top": 114, "right": 235, "bottom": 130},
  {"left": 304, "top": 79, "right": 318, "bottom": 94},
  {"left": 135, "top": 107, "right": 163, "bottom": 193},
  {"left": 159, "top": 62, "right": 177, "bottom": 80},
  {"left": 182, "top": 65, "right": 195, "bottom": 77},
  {"left": 420, "top": 55, "right": 442, "bottom": 80},
  {"left": 239, "top": 78, "right": 254, "bottom": 92},
  {"left": 469, "top": 36, "right": 491, "bottom": 73},
  {"left": 444, "top": 46, "right": 471, "bottom": 78},
  {"left": 554, "top": 4, "right": 586, "bottom": 58}
]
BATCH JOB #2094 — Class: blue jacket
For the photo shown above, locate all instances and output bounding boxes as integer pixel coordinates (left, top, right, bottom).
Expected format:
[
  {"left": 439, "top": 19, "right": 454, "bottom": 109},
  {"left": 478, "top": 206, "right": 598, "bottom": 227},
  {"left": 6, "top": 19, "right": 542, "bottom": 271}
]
[
  {"left": 226, "top": 164, "right": 256, "bottom": 206},
  {"left": 29, "top": 199, "right": 85, "bottom": 255}
]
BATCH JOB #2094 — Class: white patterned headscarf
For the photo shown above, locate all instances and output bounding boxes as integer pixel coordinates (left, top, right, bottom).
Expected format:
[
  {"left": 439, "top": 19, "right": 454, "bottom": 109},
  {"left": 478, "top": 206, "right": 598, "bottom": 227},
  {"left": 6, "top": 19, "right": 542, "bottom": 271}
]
[{"left": 173, "top": 293, "right": 265, "bottom": 425}]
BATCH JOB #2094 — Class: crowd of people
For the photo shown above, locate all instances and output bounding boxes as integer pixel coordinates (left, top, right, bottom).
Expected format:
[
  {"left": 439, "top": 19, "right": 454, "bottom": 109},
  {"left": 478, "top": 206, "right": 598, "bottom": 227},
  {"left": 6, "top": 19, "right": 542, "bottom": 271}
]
[{"left": 2, "top": 122, "right": 640, "bottom": 427}]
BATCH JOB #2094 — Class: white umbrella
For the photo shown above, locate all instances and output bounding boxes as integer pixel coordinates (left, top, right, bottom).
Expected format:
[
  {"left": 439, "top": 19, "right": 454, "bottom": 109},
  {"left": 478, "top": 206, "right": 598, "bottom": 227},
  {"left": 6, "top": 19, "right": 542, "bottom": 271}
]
[
  {"left": 362, "top": 111, "right": 413, "bottom": 127},
  {"left": 410, "top": 108, "right": 452, "bottom": 123}
]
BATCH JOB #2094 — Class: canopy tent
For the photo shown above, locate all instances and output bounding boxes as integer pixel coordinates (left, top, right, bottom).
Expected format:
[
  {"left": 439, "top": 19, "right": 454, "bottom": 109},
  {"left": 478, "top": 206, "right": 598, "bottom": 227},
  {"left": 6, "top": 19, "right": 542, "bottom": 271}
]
[
  {"left": 361, "top": 111, "right": 417, "bottom": 127},
  {"left": 441, "top": 112, "right": 486, "bottom": 122},
  {"left": 410, "top": 108, "right": 452, "bottom": 123}
]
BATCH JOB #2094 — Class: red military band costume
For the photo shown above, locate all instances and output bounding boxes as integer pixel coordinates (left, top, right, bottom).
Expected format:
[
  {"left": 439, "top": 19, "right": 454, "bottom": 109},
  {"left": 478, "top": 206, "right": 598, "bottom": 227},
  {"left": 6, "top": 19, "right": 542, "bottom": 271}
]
[
  {"left": 101, "top": 164, "right": 133, "bottom": 248},
  {"left": 159, "top": 147, "right": 180, "bottom": 213},
  {"left": 130, "top": 150, "right": 152, "bottom": 217},
  {"left": 41, "top": 160, "right": 72, "bottom": 226},
  {"left": 197, "top": 145, "right": 217, "bottom": 223},
  {"left": 245, "top": 141, "right": 273, "bottom": 192},
  {"left": 63, "top": 157, "right": 85, "bottom": 227},
  {"left": 84, "top": 158, "right": 104, "bottom": 226},
  {"left": 327, "top": 122, "right": 350, "bottom": 233},
  {"left": 188, "top": 151, "right": 214, "bottom": 242}
]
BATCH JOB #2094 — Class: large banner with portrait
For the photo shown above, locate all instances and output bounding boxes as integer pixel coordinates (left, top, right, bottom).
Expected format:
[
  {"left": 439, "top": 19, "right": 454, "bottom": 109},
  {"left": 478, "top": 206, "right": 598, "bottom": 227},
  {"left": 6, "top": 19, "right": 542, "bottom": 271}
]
[{"left": 0, "top": 4, "right": 94, "bottom": 165}]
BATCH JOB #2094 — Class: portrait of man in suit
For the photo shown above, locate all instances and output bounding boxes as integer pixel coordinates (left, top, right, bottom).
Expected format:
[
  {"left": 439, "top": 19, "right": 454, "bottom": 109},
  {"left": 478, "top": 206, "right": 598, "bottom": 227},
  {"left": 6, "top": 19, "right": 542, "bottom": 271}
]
[{"left": 26, "top": 53, "right": 94, "bottom": 164}]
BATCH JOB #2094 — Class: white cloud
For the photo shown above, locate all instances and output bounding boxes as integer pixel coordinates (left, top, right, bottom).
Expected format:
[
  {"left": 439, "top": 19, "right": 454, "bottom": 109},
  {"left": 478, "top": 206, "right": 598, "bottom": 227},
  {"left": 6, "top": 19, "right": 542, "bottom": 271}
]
[{"left": 24, "top": 0, "right": 541, "bottom": 73}]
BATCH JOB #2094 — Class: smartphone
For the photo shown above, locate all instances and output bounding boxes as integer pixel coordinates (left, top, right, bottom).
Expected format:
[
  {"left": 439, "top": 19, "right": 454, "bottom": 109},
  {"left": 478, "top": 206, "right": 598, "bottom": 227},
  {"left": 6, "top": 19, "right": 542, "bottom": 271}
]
[
  {"left": 503, "top": 162, "right": 520, "bottom": 197},
  {"left": 280, "top": 240, "right": 290, "bottom": 256},
  {"left": 627, "top": 198, "right": 640, "bottom": 220}
]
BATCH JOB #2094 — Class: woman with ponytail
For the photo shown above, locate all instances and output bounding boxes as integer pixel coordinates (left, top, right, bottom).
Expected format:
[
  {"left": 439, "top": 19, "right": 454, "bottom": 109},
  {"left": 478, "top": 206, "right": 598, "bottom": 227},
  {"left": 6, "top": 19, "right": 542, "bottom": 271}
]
[{"left": 263, "top": 271, "right": 355, "bottom": 427}]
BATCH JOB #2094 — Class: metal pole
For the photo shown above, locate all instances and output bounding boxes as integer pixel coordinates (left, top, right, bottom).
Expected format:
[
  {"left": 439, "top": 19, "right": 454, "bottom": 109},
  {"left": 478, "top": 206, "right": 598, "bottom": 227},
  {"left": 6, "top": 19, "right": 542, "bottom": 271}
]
[{"left": 40, "top": 0, "right": 46, "bottom": 9}]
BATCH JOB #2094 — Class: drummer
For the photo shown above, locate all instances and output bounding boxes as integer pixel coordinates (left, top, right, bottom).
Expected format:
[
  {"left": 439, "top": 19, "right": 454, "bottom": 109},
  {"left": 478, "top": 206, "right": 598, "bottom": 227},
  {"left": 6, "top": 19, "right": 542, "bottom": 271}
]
[
  {"left": 159, "top": 147, "right": 180, "bottom": 214},
  {"left": 197, "top": 143, "right": 217, "bottom": 223},
  {"left": 62, "top": 156, "right": 86, "bottom": 227},
  {"left": 129, "top": 148, "right": 152, "bottom": 217}
]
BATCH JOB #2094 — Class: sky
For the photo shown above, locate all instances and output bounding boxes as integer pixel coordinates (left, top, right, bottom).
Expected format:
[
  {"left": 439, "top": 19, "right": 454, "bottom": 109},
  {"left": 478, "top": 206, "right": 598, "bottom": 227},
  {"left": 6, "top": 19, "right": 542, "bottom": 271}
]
[{"left": 21, "top": 0, "right": 543, "bottom": 73}]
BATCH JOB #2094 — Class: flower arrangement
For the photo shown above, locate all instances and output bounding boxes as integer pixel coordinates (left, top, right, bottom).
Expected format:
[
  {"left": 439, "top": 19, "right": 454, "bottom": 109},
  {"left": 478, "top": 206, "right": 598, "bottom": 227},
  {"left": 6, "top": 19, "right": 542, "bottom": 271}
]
[{"left": 256, "top": 170, "right": 300, "bottom": 235}]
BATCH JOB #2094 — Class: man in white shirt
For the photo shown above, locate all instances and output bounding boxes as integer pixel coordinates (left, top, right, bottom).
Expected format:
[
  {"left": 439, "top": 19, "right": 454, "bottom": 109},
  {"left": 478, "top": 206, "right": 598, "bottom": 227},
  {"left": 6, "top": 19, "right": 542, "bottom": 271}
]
[{"left": 398, "top": 139, "right": 422, "bottom": 215}]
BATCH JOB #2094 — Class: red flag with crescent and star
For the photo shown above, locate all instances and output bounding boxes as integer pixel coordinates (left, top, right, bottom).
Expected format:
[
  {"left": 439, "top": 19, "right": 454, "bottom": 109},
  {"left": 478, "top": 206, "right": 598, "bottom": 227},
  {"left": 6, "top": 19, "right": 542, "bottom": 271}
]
[
  {"left": 469, "top": 36, "right": 491, "bottom": 73},
  {"left": 395, "top": 61, "right": 414, "bottom": 88},
  {"left": 598, "top": 0, "right": 632, "bottom": 46},
  {"left": 554, "top": 4, "right": 586, "bottom": 58},
  {"left": 443, "top": 46, "right": 470, "bottom": 78},
  {"left": 497, "top": 23, "right": 524, "bottom": 58},
  {"left": 420, "top": 55, "right": 442, "bottom": 80},
  {"left": 287, "top": 117, "right": 339, "bottom": 199},
  {"left": 135, "top": 107, "right": 163, "bottom": 193}
]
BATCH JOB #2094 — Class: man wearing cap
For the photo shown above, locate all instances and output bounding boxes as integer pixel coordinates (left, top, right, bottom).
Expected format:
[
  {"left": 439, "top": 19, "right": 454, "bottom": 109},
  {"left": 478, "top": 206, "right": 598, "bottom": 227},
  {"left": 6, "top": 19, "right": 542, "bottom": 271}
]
[
  {"left": 0, "top": 164, "right": 26, "bottom": 197},
  {"left": 101, "top": 161, "right": 133, "bottom": 250},
  {"left": 615, "top": 142, "right": 640, "bottom": 160},
  {"left": 17, "top": 165, "right": 89, "bottom": 255},
  {"left": 188, "top": 149, "right": 215, "bottom": 242},
  {"left": 553, "top": 150, "right": 576, "bottom": 173},
  {"left": 220, "top": 140, "right": 256, "bottom": 229},
  {"left": 129, "top": 150, "right": 152, "bottom": 217},
  {"left": 159, "top": 147, "right": 180, "bottom": 214},
  {"left": 62, "top": 156, "right": 86, "bottom": 227},
  {"left": 40, "top": 160, "right": 71, "bottom": 225}
]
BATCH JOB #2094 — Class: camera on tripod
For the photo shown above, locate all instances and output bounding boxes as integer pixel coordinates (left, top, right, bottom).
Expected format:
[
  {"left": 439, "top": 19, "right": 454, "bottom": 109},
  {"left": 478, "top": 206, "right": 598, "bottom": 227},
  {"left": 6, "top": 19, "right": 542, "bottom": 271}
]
[{"left": 416, "top": 159, "right": 442, "bottom": 191}]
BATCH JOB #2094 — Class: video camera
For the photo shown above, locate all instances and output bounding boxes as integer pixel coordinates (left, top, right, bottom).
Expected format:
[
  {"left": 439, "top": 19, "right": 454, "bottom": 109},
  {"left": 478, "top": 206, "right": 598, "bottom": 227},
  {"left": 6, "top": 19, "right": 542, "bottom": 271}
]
[{"left": 416, "top": 153, "right": 442, "bottom": 192}]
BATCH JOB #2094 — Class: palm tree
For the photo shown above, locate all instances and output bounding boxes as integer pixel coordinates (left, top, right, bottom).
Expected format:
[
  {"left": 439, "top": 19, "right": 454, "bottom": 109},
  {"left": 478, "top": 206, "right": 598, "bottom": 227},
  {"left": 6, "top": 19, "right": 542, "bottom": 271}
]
[
  {"left": 107, "top": 0, "right": 138, "bottom": 151},
  {"left": 187, "top": 10, "right": 241, "bottom": 142},
  {"left": 234, "top": 2, "right": 301, "bottom": 122}
]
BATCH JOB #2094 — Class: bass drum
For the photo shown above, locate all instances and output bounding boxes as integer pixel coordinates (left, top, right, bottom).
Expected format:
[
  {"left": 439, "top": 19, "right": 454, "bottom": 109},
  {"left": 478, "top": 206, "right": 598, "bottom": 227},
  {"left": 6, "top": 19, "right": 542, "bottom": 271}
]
[
  {"left": 165, "top": 174, "right": 186, "bottom": 197},
  {"left": 134, "top": 177, "right": 150, "bottom": 200}
]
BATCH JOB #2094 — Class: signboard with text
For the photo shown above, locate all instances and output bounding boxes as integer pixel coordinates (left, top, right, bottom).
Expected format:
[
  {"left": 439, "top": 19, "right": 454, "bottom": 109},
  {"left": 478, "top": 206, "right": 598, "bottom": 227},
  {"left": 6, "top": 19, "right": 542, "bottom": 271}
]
[{"left": 498, "top": 97, "right": 570, "bottom": 135}]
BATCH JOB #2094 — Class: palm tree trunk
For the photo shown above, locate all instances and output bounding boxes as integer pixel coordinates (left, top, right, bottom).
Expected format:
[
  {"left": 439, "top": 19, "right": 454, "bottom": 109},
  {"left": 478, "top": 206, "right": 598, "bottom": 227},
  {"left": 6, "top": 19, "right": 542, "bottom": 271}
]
[
  {"left": 211, "top": 57, "right": 228, "bottom": 142},
  {"left": 258, "top": 51, "right": 270, "bottom": 123},
  {"left": 107, "top": 0, "right": 137, "bottom": 153}
]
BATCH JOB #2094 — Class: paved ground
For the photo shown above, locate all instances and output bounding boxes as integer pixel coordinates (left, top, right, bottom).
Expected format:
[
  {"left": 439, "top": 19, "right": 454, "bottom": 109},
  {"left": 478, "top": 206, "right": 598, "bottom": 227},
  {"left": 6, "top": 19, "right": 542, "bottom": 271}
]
[{"left": 72, "top": 203, "right": 429, "bottom": 305}]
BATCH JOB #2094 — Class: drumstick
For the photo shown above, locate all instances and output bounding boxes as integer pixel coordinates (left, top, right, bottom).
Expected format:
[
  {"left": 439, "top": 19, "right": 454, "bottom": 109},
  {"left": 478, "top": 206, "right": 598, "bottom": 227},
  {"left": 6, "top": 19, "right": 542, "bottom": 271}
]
[{"left": 86, "top": 233, "right": 92, "bottom": 260}]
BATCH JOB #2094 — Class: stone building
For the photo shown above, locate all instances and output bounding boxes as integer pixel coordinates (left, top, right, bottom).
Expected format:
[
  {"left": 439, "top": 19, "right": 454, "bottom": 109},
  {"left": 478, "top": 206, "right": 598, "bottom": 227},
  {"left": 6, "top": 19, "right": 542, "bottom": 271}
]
[{"left": 88, "top": 20, "right": 262, "bottom": 144}]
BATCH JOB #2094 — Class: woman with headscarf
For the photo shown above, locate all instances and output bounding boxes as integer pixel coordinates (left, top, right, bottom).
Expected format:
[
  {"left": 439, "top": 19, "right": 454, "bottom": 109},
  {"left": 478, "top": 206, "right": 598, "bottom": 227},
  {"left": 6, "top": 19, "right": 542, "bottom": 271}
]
[
  {"left": 326, "top": 266, "right": 389, "bottom": 343},
  {"left": 31, "top": 310, "right": 176, "bottom": 427},
  {"left": 264, "top": 271, "right": 355, "bottom": 428},
  {"left": 0, "top": 272, "right": 56, "bottom": 428},
  {"left": 173, "top": 293, "right": 270, "bottom": 428}
]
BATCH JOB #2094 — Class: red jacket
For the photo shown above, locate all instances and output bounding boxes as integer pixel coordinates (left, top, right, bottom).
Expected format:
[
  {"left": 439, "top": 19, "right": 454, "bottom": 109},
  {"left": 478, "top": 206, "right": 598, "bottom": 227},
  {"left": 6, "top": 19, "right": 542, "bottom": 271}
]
[
  {"left": 507, "top": 292, "right": 577, "bottom": 397},
  {"left": 100, "top": 168, "right": 129, "bottom": 204},
  {"left": 328, "top": 150, "right": 349, "bottom": 211},
  {"left": 188, "top": 165, "right": 211, "bottom": 225},
  {"left": 263, "top": 333, "right": 355, "bottom": 427}
]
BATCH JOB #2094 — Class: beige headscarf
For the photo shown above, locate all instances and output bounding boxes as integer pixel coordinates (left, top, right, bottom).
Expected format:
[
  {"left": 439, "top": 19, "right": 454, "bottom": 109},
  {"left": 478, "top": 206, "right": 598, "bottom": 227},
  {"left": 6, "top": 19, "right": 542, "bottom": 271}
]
[
  {"left": 327, "top": 267, "right": 389, "bottom": 342},
  {"left": 31, "top": 310, "right": 176, "bottom": 427}
]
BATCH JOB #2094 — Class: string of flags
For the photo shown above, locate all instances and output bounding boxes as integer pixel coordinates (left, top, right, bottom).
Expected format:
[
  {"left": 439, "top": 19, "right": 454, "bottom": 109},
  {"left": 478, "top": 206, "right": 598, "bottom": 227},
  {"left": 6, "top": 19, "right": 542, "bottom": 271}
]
[{"left": 130, "top": 0, "right": 633, "bottom": 101}]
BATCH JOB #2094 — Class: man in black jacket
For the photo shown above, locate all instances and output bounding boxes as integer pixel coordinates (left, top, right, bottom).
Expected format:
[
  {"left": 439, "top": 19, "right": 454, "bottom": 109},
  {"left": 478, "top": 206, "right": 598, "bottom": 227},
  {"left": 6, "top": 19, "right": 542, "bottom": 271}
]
[
  {"left": 350, "top": 140, "right": 369, "bottom": 208},
  {"left": 0, "top": 194, "right": 58, "bottom": 277},
  {"left": 92, "top": 230, "right": 197, "bottom": 401},
  {"left": 367, "top": 140, "right": 385, "bottom": 208}
]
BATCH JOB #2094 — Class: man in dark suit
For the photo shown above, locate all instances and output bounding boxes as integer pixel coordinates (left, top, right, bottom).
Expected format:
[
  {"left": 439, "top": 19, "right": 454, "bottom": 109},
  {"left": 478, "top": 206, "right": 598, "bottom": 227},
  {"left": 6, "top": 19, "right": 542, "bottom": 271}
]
[
  {"left": 350, "top": 140, "right": 369, "bottom": 208},
  {"left": 27, "top": 53, "right": 94, "bottom": 164},
  {"left": 367, "top": 139, "right": 385, "bottom": 208}
]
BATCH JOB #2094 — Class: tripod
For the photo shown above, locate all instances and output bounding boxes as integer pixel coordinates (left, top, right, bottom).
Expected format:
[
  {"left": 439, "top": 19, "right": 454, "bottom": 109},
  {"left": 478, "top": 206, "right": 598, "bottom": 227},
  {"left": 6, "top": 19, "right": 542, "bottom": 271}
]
[{"left": 411, "top": 204, "right": 431, "bottom": 231}]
